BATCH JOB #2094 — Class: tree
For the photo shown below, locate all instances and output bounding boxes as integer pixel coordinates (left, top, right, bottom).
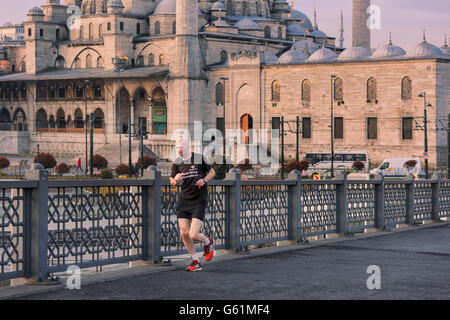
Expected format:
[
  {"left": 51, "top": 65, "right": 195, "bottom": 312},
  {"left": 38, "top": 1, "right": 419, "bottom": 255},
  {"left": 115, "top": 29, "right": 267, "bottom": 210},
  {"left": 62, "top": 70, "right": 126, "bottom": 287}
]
[
  {"left": 55, "top": 163, "right": 70, "bottom": 176},
  {"left": 0, "top": 157, "right": 10, "bottom": 170},
  {"left": 91, "top": 154, "right": 108, "bottom": 169},
  {"left": 34, "top": 152, "right": 57, "bottom": 169},
  {"left": 136, "top": 155, "right": 157, "bottom": 170},
  {"left": 115, "top": 164, "right": 130, "bottom": 176}
]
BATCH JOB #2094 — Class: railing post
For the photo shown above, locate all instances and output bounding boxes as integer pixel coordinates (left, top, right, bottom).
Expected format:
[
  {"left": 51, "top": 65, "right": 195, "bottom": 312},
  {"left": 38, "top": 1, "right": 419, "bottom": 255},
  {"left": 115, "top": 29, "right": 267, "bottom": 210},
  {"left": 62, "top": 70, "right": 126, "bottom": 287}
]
[
  {"left": 430, "top": 173, "right": 440, "bottom": 222},
  {"left": 374, "top": 174, "right": 386, "bottom": 231},
  {"left": 142, "top": 165, "right": 162, "bottom": 264},
  {"left": 224, "top": 168, "right": 241, "bottom": 252},
  {"left": 335, "top": 173, "right": 348, "bottom": 235},
  {"left": 405, "top": 175, "right": 415, "bottom": 225},
  {"left": 287, "top": 170, "right": 302, "bottom": 243},
  {"left": 24, "top": 164, "right": 49, "bottom": 282}
]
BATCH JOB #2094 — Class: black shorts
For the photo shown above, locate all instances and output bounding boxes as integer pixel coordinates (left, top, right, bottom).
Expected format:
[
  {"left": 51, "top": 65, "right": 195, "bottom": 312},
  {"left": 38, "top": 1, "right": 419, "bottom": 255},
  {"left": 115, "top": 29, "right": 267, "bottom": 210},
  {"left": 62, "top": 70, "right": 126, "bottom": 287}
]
[{"left": 176, "top": 203, "right": 207, "bottom": 222}]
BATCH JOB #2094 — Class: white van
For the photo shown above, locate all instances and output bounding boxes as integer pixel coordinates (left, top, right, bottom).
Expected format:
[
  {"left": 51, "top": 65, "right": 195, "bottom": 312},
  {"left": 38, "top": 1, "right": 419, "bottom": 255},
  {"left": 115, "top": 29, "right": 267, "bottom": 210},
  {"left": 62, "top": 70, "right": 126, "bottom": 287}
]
[{"left": 370, "top": 158, "right": 423, "bottom": 176}]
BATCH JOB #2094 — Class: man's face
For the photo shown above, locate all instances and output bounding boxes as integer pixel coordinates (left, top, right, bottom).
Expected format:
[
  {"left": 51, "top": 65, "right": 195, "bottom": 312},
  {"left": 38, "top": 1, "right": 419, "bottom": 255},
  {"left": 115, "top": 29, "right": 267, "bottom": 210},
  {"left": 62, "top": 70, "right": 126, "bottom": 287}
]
[{"left": 175, "top": 139, "right": 190, "bottom": 158}]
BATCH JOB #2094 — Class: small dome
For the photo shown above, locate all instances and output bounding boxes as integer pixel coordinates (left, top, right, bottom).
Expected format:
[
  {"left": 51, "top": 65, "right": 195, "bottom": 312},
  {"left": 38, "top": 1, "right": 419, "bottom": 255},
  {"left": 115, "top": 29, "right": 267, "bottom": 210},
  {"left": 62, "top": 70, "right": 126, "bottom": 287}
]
[
  {"left": 278, "top": 44, "right": 308, "bottom": 64},
  {"left": 28, "top": 7, "right": 44, "bottom": 15},
  {"left": 211, "top": 1, "right": 225, "bottom": 11},
  {"left": 371, "top": 35, "right": 406, "bottom": 59},
  {"left": 307, "top": 47, "right": 338, "bottom": 62},
  {"left": 108, "top": 0, "right": 124, "bottom": 7},
  {"left": 338, "top": 44, "right": 371, "bottom": 61},
  {"left": 261, "top": 50, "right": 278, "bottom": 65},
  {"left": 153, "top": 0, "right": 201, "bottom": 15},
  {"left": 213, "top": 17, "right": 230, "bottom": 27},
  {"left": 441, "top": 44, "right": 450, "bottom": 56},
  {"left": 294, "top": 39, "right": 319, "bottom": 55},
  {"left": 407, "top": 33, "right": 443, "bottom": 57},
  {"left": 310, "top": 29, "right": 326, "bottom": 38},
  {"left": 288, "top": 10, "right": 313, "bottom": 29},
  {"left": 234, "top": 17, "right": 262, "bottom": 31},
  {"left": 286, "top": 24, "right": 307, "bottom": 36}
]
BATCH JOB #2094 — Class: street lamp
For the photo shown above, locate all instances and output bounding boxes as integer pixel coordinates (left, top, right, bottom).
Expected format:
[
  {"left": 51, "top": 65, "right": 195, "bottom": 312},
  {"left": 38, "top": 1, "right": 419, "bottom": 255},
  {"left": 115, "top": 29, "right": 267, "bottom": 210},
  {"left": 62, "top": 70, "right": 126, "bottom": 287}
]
[
  {"left": 220, "top": 77, "right": 229, "bottom": 162},
  {"left": 418, "top": 92, "right": 432, "bottom": 179},
  {"left": 113, "top": 56, "right": 128, "bottom": 164},
  {"left": 330, "top": 75, "right": 337, "bottom": 179},
  {"left": 84, "top": 79, "right": 89, "bottom": 175}
]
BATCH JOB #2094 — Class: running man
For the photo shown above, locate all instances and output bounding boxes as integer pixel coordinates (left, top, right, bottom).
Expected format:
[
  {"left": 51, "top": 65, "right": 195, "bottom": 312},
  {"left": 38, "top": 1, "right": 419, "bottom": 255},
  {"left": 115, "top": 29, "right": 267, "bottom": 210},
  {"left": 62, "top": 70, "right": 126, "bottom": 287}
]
[{"left": 170, "top": 137, "right": 216, "bottom": 272}]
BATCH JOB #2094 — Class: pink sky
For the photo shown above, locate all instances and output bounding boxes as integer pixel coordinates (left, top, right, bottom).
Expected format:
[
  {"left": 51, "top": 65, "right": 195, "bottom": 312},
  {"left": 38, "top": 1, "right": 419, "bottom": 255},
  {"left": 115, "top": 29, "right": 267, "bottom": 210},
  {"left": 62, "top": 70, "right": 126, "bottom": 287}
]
[{"left": 1, "top": 0, "right": 449, "bottom": 49}]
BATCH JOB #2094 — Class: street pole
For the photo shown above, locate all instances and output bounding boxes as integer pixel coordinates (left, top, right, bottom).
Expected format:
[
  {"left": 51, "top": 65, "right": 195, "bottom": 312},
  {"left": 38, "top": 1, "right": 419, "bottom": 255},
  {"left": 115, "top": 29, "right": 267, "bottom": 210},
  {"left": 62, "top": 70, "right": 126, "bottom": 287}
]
[
  {"left": 296, "top": 116, "right": 299, "bottom": 162},
  {"left": 118, "top": 71, "right": 122, "bottom": 164},
  {"left": 128, "top": 117, "right": 132, "bottom": 177},
  {"left": 90, "top": 112, "right": 94, "bottom": 176},
  {"left": 281, "top": 116, "right": 285, "bottom": 180},
  {"left": 84, "top": 79, "right": 89, "bottom": 175},
  {"left": 419, "top": 92, "right": 431, "bottom": 179},
  {"left": 331, "top": 75, "right": 336, "bottom": 179},
  {"left": 220, "top": 77, "right": 229, "bottom": 163},
  {"left": 448, "top": 114, "right": 450, "bottom": 179}
]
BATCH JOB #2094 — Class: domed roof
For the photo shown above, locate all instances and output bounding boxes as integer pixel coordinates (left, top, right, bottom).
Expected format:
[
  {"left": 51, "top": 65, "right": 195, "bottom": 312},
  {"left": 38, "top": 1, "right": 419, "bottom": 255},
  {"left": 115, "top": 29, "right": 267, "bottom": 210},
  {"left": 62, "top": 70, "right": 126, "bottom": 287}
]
[
  {"left": 294, "top": 39, "right": 319, "bottom": 55},
  {"left": 286, "top": 24, "right": 307, "bottom": 36},
  {"left": 28, "top": 7, "right": 44, "bottom": 15},
  {"left": 441, "top": 42, "right": 450, "bottom": 56},
  {"left": 234, "top": 17, "right": 262, "bottom": 31},
  {"left": 338, "top": 44, "right": 371, "bottom": 61},
  {"left": 108, "top": 0, "right": 124, "bottom": 7},
  {"left": 261, "top": 50, "right": 278, "bottom": 65},
  {"left": 307, "top": 47, "right": 338, "bottom": 63},
  {"left": 407, "top": 33, "right": 443, "bottom": 57},
  {"left": 310, "top": 29, "right": 327, "bottom": 38},
  {"left": 213, "top": 16, "right": 230, "bottom": 27},
  {"left": 371, "top": 35, "right": 406, "bottom": 59},
  {"left": 278, "top": 44, "right": 308, "bottom": 64},
  {"left": 153, "top": 0, "right": 201, "bottom": 15},
  {"left": 288, "top": 10, "right": 313, "bottom": 29},
  {"left": 211, "top": 1, "right": 225, "bottom": 11}
]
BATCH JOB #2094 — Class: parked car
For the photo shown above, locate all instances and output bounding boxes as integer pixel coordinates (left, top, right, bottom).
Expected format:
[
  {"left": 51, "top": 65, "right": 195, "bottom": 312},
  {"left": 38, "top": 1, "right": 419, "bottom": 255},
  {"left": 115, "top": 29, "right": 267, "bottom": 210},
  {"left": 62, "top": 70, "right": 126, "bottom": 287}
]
[{"left": 370, "top": 158, "right": 423, "bottom": 176}]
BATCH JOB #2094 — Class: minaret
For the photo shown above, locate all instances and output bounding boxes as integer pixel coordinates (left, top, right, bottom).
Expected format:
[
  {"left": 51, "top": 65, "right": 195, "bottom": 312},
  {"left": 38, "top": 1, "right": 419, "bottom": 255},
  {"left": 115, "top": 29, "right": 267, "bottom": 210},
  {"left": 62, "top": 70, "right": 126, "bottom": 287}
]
[
  {"left": 339, "top": 9, "right": 344, "bottom": 48},
  {"left": 168, "top": 0, "right": 208, "bottom": 143},
  {"left": 352, "top": 0, "right": 371, "bottom": 50},
  {"left": 313, "top": 7, "right": 318, "bottom": 29}
]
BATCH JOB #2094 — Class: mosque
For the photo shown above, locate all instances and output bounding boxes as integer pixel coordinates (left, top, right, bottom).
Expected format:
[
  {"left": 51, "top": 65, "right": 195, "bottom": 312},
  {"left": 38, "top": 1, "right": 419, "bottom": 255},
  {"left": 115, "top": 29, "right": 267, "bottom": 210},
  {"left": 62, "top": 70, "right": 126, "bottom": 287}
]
[{"left": 0, "top": 0, "right": 449, "bottom": 171}]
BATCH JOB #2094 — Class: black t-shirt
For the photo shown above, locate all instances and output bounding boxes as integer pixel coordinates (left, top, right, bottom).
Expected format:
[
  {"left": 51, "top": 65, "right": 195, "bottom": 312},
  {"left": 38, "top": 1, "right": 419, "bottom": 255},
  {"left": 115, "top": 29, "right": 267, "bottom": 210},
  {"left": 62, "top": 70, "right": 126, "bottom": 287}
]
[{"left": 171, "top": 153, "right": 212, "bottom": 206}]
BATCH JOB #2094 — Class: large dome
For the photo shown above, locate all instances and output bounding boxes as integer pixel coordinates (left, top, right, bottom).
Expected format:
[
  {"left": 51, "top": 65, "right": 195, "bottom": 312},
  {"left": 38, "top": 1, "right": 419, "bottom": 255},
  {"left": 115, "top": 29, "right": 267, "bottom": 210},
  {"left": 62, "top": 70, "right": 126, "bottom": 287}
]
[
  {"left": 153, "top": 0, "right": 201, "bottom": 15},
  {"left": 286, "top": 24, "right": 307, "bottom": 36},
  {"left": 28, "top": 7, "right": 44, "bottom": 15},
  {"left": 407, "top": 37, "right": 443, "bottom": 57},
  {"left": 278, "top": 44, "right": 308, "bottom": 64},
  {"left": 288, "top": 10, "right": 313, "bottom": 30},
  {"left": 338, "top": 44, "right": 371, "bottom": 61}
]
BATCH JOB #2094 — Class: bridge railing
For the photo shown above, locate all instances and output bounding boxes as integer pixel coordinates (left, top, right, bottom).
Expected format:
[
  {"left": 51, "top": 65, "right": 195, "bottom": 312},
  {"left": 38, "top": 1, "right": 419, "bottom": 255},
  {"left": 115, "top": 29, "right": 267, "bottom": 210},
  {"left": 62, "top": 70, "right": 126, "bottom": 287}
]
[{"left": 0, "top": 167, "right": 448, "bottom": 282}]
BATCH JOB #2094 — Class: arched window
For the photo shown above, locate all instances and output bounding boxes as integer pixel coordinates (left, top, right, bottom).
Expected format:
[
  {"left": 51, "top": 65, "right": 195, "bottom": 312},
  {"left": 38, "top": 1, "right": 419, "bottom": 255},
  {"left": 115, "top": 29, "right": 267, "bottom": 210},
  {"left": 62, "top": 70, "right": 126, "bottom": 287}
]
[
  {"left": 148, "top": 53, "right": 155, "bottom": 66},
  {"left": 159, "top": 54, "right": 165, "bottom": 65},
  {"left": 88, "top": 23, "right": 93, "bottom": 38},
  {"left": 215, "top": 82, "right": 225, "bottom": 105},
  {"left": 36, "top": 109, "right": 48, "bottom": 132},
  {"left": 74, "top": 108, "right": 84, "bottom": 129},
  {"left": 55, "top": 56, "right": 66, "bottom": 69},
  {"left": 402, "top": 76, "right": 412, "bottom": 100},
  {"left": 220, "top": 50, "right": 228, "bottom": 63},
  {"left": 137, "top": 56, "right": 144, "bottom": 65},
  {"left": 302, "top": 79, "right": 311, "bottom": 103},
  {"left": 49, "top": 115, "right": 56, "bottom": 131},
  {"left": 240, "top": 114, "right": 253, "bottom": 144},
  {"left": 90, "top": 0, "right": 96, "bottom": 14},
  {"left": 155, "top": 21, "right": 160, "bottom": 35},
  {"left": 152, "top": 87, "right": 167, "bottom": 135},
  {"left": 271, "top": 80, "right": 280, "bottom": 102},
  {"left": 86, "top": 54, "right": 92, "bottom": 68},
  {"left": 79, "top": 25, "right": 84, "bottom": 39},
  {"left": 278, "top": 27, "right": 283, "bottom": 39},
  {"left": 227, "top": 1, "right": 234, "bottom": 16},
  {"left": 0, "top": 108, "right": 11, "bottom": 131},
  {"left": 56, "top": 108, "right": 66, "bottom": 130},
  {"left": 74, "top": 57, "right": 81, "bottom": 69},
  {"left": 172, "top": 21, "right": 176, "bottom": 34},
  {"left": 264, "top": 26, "right": 271, "bottom": 39},
  {"left": 367, "top": 77, "right": 377, "bottom": 102},
  {"left": 242, "top": 1, "right": 248, "bottom": 16},
  {"left": 97, "top": 56, "right": 104, "bottom": 68},
  {"left": 13, "top": 108, "right": 26, "bottom": 131},
  {"left": 93, "top": 108, "right": 105, "bottom": 131},
  {"left": 99, "top": 24, "right": 103, "bottom": 37},
  {"left": 334, "top": 77, "right": 344, "bottom": 103}
]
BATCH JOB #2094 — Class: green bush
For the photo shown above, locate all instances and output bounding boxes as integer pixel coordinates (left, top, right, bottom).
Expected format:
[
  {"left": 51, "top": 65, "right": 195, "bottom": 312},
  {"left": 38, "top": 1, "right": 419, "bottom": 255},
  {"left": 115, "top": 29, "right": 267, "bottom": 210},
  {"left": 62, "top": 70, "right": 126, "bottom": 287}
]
[
  {"left": 100, "top": 168, "right": 114, "bottom": 179},
  {"left": 115, "top": 164, "right": 130, "bottom": 176},
  {"left": 0, "top": 157, "right": 10, "bottom": 170},
  {"left": 34, "top": 152, "right": 57, "bottom": 169},
  {"left": 55, "top": 163, "right": 70, "bottom": 176}
]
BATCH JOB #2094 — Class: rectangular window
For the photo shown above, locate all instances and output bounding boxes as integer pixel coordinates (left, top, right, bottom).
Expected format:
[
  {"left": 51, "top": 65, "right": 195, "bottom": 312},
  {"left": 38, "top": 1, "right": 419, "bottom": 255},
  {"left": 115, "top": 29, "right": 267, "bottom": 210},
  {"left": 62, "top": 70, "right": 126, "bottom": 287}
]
[
  {"left": 120, "top": 22, "right": 124, "bottom": 31},
  {"left": 107, "top": 22, "right": 111, "bottom": 31},
  {"left": 271, "top": 117, "right": 280, "bottom": 138},
  {"left": 58, "top": 86, "right": 66, "bottom": 99},
  {"left": 302, "top": 117, "right": 311, "bottom": 139},
  {"left": 136, "top": 23, "right": 140, "bottom": 35},
  {"left": 334, "top": 117, "right": 343, "bottom": 139},
  {"left": 216, "top": 117, "right": 224, "bottom": 137},
  {"left": 367, "top": 117, "right": 377, "bottom": 140},
  {"left": 28, "top": 28, "right": 31, "bottom": 36},
  {"left": 402, "top": 117, "right": 413, "bottom": 140},
  {"left": 40, "top": 29, "right": 44, "bottom": 37}
]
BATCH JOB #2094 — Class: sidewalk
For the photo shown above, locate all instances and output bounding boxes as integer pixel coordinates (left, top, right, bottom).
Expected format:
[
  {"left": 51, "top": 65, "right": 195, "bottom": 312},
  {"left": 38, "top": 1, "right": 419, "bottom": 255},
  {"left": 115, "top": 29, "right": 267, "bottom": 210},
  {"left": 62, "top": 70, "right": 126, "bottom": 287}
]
[{"left": 1, "top": 221, "right": 449, "bottom": 300}]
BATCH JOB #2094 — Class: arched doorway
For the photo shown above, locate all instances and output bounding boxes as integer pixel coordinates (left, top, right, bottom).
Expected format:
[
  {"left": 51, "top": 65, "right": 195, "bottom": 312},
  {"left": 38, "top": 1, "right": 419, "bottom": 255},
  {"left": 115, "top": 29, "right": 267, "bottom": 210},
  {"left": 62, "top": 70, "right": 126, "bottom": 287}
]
[
  {"left": 36, "top": 109, "right": 48, "bottom": 132},
  {"left": 0, "top": 108, "right": 11, "bottom": 131},
  {"left": 116, "top": 87, "right": 131, "bottom": 134},
  {"left": 74, "top": 108, "right": 84, "bottom": 132},
  {"left": 240, "top": 114, "right": 253, "bottom": 144},
  {"left": 134, "top": 88, "right": 148, "bottom": 136},
  {"left": 57, "top": 108, "right": 66, "bottom": 132},
  {"left": 152, "top": 87, "right": 167, "bottom": 135},
  {"left": 93, "top": 108, "right": 105, "bottom": 133}
]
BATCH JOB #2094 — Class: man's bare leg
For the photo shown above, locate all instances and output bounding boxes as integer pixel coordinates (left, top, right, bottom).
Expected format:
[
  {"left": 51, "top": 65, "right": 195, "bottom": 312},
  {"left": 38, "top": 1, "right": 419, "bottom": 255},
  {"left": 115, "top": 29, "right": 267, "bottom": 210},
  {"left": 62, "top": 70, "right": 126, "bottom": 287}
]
[
  {"left": 178, "top": 218, "right": 196, "bottom": 257},
  {"left": 189, "top": 218, "right": 207, "bottom": 245}
]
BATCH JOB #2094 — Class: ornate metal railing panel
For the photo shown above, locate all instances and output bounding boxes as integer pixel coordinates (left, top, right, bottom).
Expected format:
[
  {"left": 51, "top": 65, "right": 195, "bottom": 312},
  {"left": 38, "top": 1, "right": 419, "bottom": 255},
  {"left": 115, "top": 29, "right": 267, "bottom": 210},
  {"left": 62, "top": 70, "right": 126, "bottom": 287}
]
[
  {"left": 47, "top": 184, "right": 144, "bottom": 272},
  {"left": 438, "top": 180, "right": 450, "bottom": 218},
  {"left": 384, "top": 183, "right": 407, "bottom": 227},
  {"left": 347, "top": 183, "right": 376, "bottom": 231},
  {"left": 0, "top": 187, "right": 26, "bottom": 280},
  {"left": 160, "top": 184, "right": 227, "bottom": 256},
  {"left": 300, "top": 183, "right": 337, "bottom": 238},
  {"left": 239, "top": 184, "right": 289, "bottom": 245},
  {"left": 414, "top": 182, "right": 433, "bottom": 221}
]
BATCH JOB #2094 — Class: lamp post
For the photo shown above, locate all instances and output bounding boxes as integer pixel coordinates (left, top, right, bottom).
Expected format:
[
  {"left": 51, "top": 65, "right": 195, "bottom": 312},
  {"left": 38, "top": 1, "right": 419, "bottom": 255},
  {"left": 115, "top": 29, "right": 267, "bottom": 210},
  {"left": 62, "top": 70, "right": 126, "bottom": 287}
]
[
  {"left": 113, "top": 56, "right": 128, "bottom": 164},
  {"left": 418, "top": 91, "right": 432, "bottom": 179},
  {"left": 84, "top": 79, "right": 89, "bottom": 175},
  {"left": 330, "top": 75, "right": 337, "bottom": 179},
  {"left": 220, "top": 77, "right": 229, "bottom": 162}
]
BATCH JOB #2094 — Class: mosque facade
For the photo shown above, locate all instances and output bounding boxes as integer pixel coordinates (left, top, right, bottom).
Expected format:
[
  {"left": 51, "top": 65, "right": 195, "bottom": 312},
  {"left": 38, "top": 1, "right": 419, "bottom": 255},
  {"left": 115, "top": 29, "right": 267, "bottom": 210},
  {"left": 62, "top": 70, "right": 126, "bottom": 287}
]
[{"left": 0, "top": 0, "right": 449, "bottom": 171}]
